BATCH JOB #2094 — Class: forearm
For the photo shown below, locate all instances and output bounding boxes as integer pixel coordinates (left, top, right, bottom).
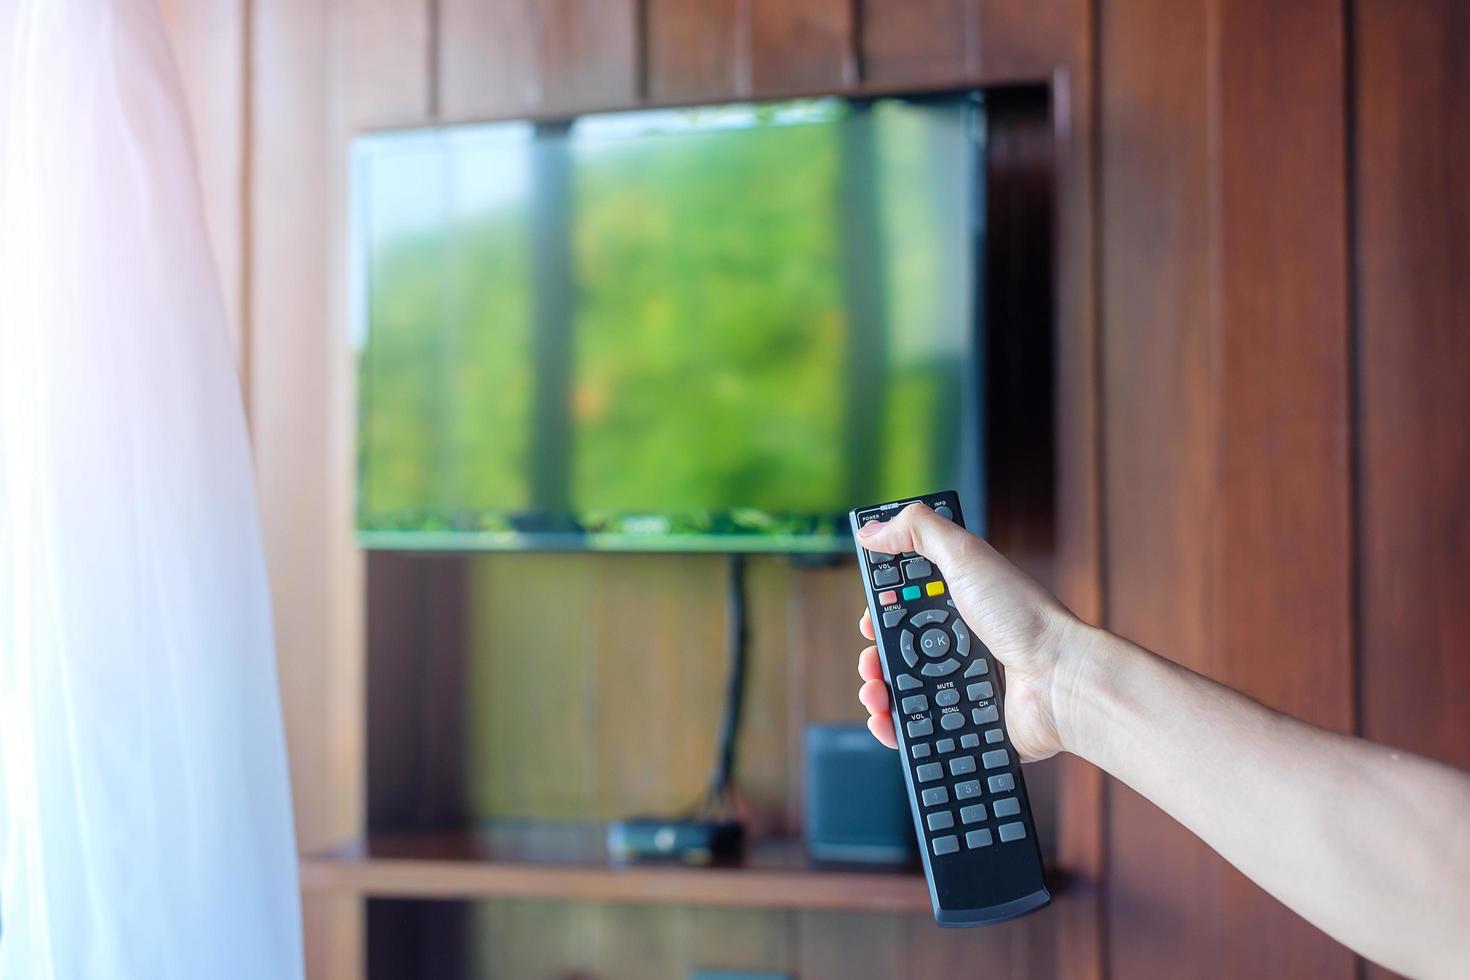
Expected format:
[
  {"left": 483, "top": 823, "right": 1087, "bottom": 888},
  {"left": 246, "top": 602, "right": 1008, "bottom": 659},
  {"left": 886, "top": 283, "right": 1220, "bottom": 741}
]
[{"left": 1055, "top": 622, "right": 1470, "bottom": 979}]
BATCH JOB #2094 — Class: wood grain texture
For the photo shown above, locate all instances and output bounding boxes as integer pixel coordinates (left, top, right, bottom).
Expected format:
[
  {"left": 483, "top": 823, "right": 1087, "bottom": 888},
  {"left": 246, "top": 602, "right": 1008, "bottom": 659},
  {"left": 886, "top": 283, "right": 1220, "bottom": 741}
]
[
  {"left": 437, "top": 0, "right": 541, "bottom": 119},
  {"left": 858, "top": 0, "right": 975, "bottom": 84},
  {"left": 748, "top": 0, "right": 855, "bottom": 94},
  {"left": 1103, "top": 0, "right": 1355, "bottom": 976},
  {"left": 1214, "top": 3, "right": 1354, "bottom": 973},
  {"left": 1034, "top": 6, "right": 1103, "bottom": 980},
  {"left": 303, "top": 828, "right": 933, "bottom": 911},
  {"left": 646, "top": 0, "right": 740, "bottom": 101},
  {"left": 252, "top": 1, "right": 435, "bottom": 976},
  {"left": 977, "top": 0, "right": 1087, "bottom": 79},
  {"left": 538, "top": 0, "right": 640, "bottom": 110},
  {"left": 1100, "top": 0, "right": 1227, "bottom": 976},
  {"left": 338, "top": 0, "right": 434, "bottom": 128},
  {"left": 1355, "top": 0, "right": 1470, "bottom": 770},
  {"left": 1354, "top": 10, "right": 1470, "bottom": 974},
  {"left": 249, "top": 5, "right": 365, "bottom": 979}
]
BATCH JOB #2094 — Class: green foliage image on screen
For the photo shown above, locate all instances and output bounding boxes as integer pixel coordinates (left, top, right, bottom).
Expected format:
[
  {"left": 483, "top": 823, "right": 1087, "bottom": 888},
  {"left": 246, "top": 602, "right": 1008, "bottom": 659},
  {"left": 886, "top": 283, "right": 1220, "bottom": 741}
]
[{"left": 354, "top": 96, "right": 981, "bottom": 551}]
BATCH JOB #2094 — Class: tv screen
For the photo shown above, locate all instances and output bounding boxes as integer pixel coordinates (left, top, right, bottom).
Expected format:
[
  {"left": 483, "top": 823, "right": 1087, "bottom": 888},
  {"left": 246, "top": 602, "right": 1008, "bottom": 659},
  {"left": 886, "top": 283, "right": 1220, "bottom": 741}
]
[{"left": 353, "top": 94, "right": 985, "bottom": 553}]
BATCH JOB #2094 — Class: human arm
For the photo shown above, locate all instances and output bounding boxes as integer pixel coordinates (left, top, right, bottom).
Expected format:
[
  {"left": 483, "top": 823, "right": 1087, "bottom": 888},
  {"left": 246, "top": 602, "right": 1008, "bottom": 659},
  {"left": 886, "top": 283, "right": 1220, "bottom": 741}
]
[{"left": 856, "top": 503, "right": 1470, "bottom": 979}]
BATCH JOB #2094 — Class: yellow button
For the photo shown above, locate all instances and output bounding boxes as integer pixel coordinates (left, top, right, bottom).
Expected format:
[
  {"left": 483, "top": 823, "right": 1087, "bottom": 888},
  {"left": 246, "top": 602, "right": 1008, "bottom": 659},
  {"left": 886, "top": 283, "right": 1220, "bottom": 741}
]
[{"left": 926, "top": 581, "right": 945, "bottom": 597}]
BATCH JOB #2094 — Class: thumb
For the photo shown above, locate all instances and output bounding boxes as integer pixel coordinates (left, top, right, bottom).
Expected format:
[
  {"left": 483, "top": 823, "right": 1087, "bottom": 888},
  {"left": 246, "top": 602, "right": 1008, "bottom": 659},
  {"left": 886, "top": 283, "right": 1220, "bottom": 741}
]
[{"left": 856, "top": 502, "right": 975, "bottom": 571}]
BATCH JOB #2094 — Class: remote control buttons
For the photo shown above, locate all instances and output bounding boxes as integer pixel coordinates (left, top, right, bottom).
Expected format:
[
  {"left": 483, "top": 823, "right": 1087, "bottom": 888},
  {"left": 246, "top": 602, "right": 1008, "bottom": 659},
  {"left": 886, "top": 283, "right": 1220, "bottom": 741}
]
[
  {"left": 895, "top": 673, "right": 921, "bottom": 691},
  {"left": 966, "top": 828, "right": 993, "bottom": 849},
  {"left": 987, "top": 773, "right": 1016, "bottom": 793},
  {"left": 960, "top": 733, "right": 980, "bottom": 749},
  {"left": 867, "top": 549, "right": 896, "bottom": 565},
  {"left": 910, "top": 609, "right": 949, "bottom": 627},
  {"left": 949, "top": 755, "right": 977, "bottom": 776},
  {"left": 902, "top": 585, "right": 921, "bottom": 601},
  {"left": 921, "top": 786, "right": 949, "bottom": 806},
  {"left": 872, "top": 565, "right": 901, "bottom": 588},
  {"left": 963, "top": 658, "right": 989, "bottom": 678},
  {"left": 899, "top": 630, "right": 918, "bottom": 667},
  {"left": 877, "top": 590, "right": 898, "bottom": 606},
  {"left": 934, "top": 504, "right": 954, "bottom": 520},
  {"left": 934, "top": 688, "right": 960, "bottom": 708},
  {"left": 935, "top": 738, "right": 956, "bottom": 753},
  {"left": 954, "top": 779, "right": 982, "bottom": 800},
  {"left": 919, "top": 628, "right": 951, "bottom": 660},
  {"left": 972, "top": 705, "right": 999, "bottom": 725},
  {"left": 952, "top": 619, "right": 971, "bottom": 655},
  {"left": 926, "top": 581, "right": 946, "bottom": 597},
  {"left": 981, "top": 748, "right": 1009, "bottom": 769},
  {"left": 922, "top": 659, "right": 960, "bottom": 677},
  {"left": 960, "top": 804, "right": 987, "bottom": 824},
  {"left": 940, "top": 711, "right": 964, "bottom": 732},
  {"left": 998, "top": 823, "right": 1027, "bottom": 842},
  {"left": 911, "top": 743, "right": 931, "bottom": 759},
  {"left": 881, "top": 608, "right": 905, "bottom": 628},
  {"left": 966, "top": 681, "right": 993, "bottom": 701},
  {"left": 916, "top": 763, "right": 944, "bottom": 782},
  {"left": 985, "top": 728, "right": 1005, "bottom": 744},
  {"left": 993, "top": 797, "right": 1021, "bottom": 818},
  {"left": 902, "top": 558, "right": 932, "bottom": 582},
  {"left": 907, "top": 718, "right": 934, "bottom": 738},
  {"left": 932, "top": 835, "right": 960, "bottom": 856},
  {"left": 926, "top": 811, "right": 955, "bottom": 832},
  {"left": 900, "top": 694, "right": 929, "bottom": 714}
]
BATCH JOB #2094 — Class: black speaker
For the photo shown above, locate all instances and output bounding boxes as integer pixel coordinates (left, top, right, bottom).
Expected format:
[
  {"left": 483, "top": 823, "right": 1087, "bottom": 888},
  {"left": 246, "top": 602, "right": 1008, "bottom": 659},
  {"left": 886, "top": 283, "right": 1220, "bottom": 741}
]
[{"left": 803, "top": 723, "right": 917, "bottom": 864}]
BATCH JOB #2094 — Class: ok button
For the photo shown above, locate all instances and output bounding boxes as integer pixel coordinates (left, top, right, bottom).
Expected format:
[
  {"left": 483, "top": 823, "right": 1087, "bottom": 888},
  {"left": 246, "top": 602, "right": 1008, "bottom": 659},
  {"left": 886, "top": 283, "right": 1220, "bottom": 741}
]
[{"left": 919, "top": 627, "right": 951, "bottom": 660}]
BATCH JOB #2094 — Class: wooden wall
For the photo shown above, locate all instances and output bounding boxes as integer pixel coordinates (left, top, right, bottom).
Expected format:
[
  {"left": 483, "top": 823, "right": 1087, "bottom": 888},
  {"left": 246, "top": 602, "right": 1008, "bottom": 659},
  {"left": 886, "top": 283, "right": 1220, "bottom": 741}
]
[{"left": 158, "top": 1, "right": 1469, "bottom": 978}]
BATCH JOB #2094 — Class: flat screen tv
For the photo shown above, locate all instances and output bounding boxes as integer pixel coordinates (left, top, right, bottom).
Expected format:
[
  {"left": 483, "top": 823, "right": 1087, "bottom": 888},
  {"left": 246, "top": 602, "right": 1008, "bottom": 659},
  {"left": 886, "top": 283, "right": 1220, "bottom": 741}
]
[{"left": 353, "top": 93, "right": 986, "bottom": 553}]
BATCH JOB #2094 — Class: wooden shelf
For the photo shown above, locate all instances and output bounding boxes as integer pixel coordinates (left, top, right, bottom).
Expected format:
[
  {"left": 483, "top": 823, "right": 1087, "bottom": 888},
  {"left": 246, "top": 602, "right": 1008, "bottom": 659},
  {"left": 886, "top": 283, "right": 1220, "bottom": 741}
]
[{"left": 300, "top": 822, "right": 932, "bottom": 913}]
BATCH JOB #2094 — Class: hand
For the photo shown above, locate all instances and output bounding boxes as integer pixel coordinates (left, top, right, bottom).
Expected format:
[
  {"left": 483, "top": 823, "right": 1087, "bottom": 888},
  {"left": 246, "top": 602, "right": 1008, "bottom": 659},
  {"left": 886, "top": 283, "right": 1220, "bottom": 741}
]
[{"left": 856, "top": 503, "right": 1082, "bottom": 762}]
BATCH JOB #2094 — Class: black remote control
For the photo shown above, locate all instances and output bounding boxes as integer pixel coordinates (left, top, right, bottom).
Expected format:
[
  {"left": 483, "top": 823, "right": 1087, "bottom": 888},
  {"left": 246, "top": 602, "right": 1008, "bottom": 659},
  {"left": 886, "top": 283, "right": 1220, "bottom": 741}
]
[{"left": 849, "top": 491, "right": 1050, "bottom": 927}]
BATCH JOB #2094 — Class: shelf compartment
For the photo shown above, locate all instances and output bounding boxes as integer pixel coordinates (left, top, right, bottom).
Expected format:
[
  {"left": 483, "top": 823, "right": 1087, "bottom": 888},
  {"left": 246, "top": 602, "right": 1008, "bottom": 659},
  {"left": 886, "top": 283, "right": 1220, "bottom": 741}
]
[{"left": 301, "top": 822, "right": 932, "bottom": 913}]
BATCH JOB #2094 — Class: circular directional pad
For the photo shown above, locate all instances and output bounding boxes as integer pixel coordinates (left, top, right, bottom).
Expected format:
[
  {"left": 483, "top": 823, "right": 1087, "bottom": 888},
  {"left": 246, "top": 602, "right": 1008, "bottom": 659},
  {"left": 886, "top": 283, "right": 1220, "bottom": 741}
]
[{"left": 918, "top": 627, "right": 951, "bottom": 659}]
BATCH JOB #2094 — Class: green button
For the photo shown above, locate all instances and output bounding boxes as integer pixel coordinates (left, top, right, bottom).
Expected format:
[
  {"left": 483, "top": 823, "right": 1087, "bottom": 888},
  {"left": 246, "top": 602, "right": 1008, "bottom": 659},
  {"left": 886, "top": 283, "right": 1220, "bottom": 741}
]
[{"left": 902, "top": 585, "right": 921, "bottom": 601}]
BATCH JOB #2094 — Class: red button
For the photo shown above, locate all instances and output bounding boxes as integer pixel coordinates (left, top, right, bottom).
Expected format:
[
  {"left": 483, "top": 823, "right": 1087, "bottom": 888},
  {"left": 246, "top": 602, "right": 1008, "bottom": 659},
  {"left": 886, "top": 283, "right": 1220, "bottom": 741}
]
[{"left": 878, "top": 590, "right": 898, "bottom": 605}]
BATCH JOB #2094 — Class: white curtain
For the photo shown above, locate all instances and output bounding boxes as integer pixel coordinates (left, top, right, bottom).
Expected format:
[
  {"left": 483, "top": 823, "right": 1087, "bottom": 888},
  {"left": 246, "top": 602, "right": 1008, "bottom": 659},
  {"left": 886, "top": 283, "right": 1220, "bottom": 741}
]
[{"left": 0, "top": 0, "right": 303, "bottom": 977}]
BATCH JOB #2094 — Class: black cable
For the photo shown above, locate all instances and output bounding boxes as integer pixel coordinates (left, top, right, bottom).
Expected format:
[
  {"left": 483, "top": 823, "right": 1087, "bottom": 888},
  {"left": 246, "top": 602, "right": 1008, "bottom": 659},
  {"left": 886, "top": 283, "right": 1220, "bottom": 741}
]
[{"left": 704, "top": 553, "right": 748, "bottom": 813}]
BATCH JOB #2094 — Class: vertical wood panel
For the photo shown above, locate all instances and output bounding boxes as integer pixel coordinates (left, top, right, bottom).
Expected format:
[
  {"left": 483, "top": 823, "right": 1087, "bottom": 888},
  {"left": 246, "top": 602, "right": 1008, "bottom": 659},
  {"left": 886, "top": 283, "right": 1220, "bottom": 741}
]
[
  {"left": 339, "top": 0, "right": 433, "bottom": 128},
  {"left": 250, "top": 4, "right": 361, "bottom": 979},
  {"left": 158, "top": 0, "right": 248, "bottom": 381},
  {"left": 1100, "top": 1, "right": 1222, "bottom": 976},
  {"left": 252, "top": 0, "right": 434, "bottom": 976},
  {"left": 1039, "top": 3, "right": 1103, "bottom": 978},
  {"left": 437, "top": 0, "right": 541, "bottom": 119},
  {"left": 646, "top": 0, "right": 741, "bottom": 101},
  {"left": 748, "top": 0, "right": 855, "bottom": 94},
  {"left": 977, "top": 0, "right": 1085, "bottom": 79},
  {"left": 1356, "top": 0, "right": 1470, "bottom": 767},
  {"left": 539, "top": 0, "right": 640, "bottom": 110},
  {"left": 438, "top": 0, "right": 638, "bottom": 119},
  {"left": 1214, "top": 1, "right": 1354, "bottom": 974},
  {"left": 1104, "top": 0, "right": 1356, "bottom": 976},
  {"left": 858, "top": 0, "right": 975, "bottom": 85},
  {"left": 1356, "top": 22, "right": 1470, "bottom": 980}
]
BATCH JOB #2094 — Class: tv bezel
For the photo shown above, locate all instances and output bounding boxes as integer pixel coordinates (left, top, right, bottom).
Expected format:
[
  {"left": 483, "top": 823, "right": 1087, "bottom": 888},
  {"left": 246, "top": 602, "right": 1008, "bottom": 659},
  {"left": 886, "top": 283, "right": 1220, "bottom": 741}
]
[{"left": 351, "top": 88, "right": 989, "bottom": 555}]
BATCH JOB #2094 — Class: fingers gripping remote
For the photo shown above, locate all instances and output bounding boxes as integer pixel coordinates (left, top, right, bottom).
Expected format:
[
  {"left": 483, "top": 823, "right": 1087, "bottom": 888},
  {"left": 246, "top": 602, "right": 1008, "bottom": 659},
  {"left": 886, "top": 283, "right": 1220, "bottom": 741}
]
[{"left": 850, "top": 491, "right": 1050, "bottom": 927}]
